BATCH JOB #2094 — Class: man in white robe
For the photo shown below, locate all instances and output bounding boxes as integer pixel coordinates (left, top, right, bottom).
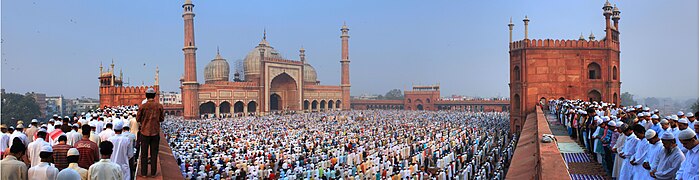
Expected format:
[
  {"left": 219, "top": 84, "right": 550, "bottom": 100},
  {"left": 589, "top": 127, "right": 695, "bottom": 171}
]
[
  {"left": 650, "top": 131, "right": 684, "bottom": 179},
  {"left": 108, "top": 120, "right": 134, "bottom": 180}
]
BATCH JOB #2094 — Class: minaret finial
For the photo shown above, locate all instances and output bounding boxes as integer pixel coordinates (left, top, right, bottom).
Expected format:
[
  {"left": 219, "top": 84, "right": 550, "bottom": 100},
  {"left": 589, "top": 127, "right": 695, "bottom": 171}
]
[
  {"left": 263, "top": 28, "right": 267, "bottom": 40},
  {"left": 217, "top": 46, "right": 220, "bottom": 55}
]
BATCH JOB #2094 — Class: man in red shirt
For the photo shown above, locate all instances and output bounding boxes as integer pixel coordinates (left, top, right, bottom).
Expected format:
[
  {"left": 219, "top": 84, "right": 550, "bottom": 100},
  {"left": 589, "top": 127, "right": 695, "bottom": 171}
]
[
  {"left": 51, "top": 135, "right": 72, "bottom": 170},
  {"left": 136, "top": 88, "right": 164, "bottom": 177},
  {"left": 74, "top": 125, "right": 99, "bottom": 169}
]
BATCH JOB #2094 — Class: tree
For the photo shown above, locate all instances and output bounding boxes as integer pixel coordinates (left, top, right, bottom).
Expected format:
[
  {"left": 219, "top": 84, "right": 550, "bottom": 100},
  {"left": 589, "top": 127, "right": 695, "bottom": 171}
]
[
  {"left": 620, "top": 92, "right": 637, "bottom": 106},
  {"left": 691, "top": 101, "right": 699, "bottom": 113},
  {"left": 1, "top": 92, "right": 41, "bottom": 126},
  {"left": 384, "top": 89, "right": 403, "bottom": 100}
]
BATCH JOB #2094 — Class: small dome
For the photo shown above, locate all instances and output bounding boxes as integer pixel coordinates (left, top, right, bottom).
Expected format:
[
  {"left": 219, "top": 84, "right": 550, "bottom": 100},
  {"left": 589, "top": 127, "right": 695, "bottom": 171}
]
[
  {"left": 204, "top": 52, "right": 230, "bottom": 83},
  {"left": 304, "top": 63, "right": 318, "bottom": 84},
  {"left": 243, "top": 40, "right": 283, "bottom": 81}
]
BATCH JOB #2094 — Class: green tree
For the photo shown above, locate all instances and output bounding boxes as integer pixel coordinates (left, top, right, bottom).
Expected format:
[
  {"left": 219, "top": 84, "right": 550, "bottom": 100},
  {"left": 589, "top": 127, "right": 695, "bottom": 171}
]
[
  {"left": 690, "top": 101, "right": 699, "bottom": 113},
  {"left": 384, "top": 89, "right": 403, "bottom": 100},
  {"left": 620, "top": 92, "right": 637, "bottom": 106},
  {"left": 1, "top": 92, "right": 41, "bottom": 126}
]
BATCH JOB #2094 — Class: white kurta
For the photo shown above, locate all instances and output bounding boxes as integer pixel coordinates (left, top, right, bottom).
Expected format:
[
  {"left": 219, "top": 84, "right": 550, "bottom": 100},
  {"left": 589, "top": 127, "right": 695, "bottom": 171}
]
[
  {"left": 639, "top": 140, "right": 663, "bottom": 180},
  {"left": 109, "top": 134, "right": 134, "bottom": 180},
  {"left": 678, "top": 145, "right": 699, "bottom": 180},
  {"left": 28, "top": 162, "right": 59, "bottom": 180},
  {"left": 619, "top": 134, "right": 638, "bottom": 180},
  {"left": 612, "top": 134, "right": 627, "bottom": 178},
  {"left": 631, "top": 138, "right": 649, "bottom": 179},
  {"left": 66, "top": 130, "right": 82, "bottom": 146},
  {"left": 88, "top": 159, "right": 124, "bottom": 180},
  {"left": 27, "top": 138, "right": 50, "bottom": 167},
  {"left": 652, "top": 146, "right": 684, "bottom": 180}
]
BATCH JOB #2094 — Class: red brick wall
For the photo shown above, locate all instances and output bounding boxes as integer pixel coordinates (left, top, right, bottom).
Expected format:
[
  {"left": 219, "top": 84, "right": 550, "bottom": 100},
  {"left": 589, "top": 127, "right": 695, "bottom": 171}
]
[
  {"left": 404, "top": 90, "right": 440, "bottom": 111},
  {"left": 100, "top": 85, "right": 160, "bottom": 107},
  {"left": 510, "top": 39, "right": 621, "bottom": 132}
]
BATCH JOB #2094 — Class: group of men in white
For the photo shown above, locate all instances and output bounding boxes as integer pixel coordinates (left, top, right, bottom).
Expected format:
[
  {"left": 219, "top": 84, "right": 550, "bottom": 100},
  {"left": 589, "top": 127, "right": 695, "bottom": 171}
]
[
  {"left": 162, "top": 110, "right": 517, "bottom": 180},
  {"left": 0, "top": 105, "right": 141, "bottom": 180},
  {"left": 551, "top": 99, "right": 698, "bottom": 180}
]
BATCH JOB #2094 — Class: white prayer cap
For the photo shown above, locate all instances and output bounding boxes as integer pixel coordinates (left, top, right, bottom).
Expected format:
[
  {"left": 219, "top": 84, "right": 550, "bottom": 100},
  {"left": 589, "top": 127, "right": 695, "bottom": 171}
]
[
  {"left": 16, "top": 124, "right": 24, "bottom": 129},
  {"left": 686, "top": 113, "right": 694, "bottom": 118},
  {"left": 643, "top": 112, "right": 651, "bottom": 117},
  {"left": 654, "top": 109, "right": 659, "bottom": 113},
  {"left": 596, "top": 118, "right": 603, "bottom": 125},
  {"left": 635, "top": 105, "right": 643, "bottom": 109},
  {"left": 49, "top": 119, "right": 55, "bottom": 122},
  {"left": 660, "top": 119, "right": 669, "bottom": 124},
  {"left": 651, "top": 115, "right": 659, "bottom": 119},
  {"left": 671, "top": 115, "right": 679, "bottom": 121},
  {"left": 678, "top": 118, "right": 690, "bottom": 124},
  {"left": 88, "top": 121, "right": 96, "bottom": 127},
  {"left": 38, "top": 128, "right": 47, "bottom": 133},
  {"left": 637, "top": 113, "right": 644, "bottom": 117},
  {"left": 602, "top": 103, "right": 608, "bottom": 107},
  {"left": 67, "top": 148, "right": 80, "bottom": 156},
  {"left": 31, "top": 119, "right": 38, "bottom": 123},
  {"left": 678, "top": 129, "right": 696, "bottom": 140},
  {"left": 643, "top": 107, "right": 650, "bottom": 111},
  {"left": 678, "top": 111, "right": 685, "bottom": 116},
  {"left": 645, "top": 129, "right": 657, "bottom": 139},
  {"left": 607, "top": 121, "right": 616, "bottom": 126},
  {"left": 602, "top": 116, "right": 610, "bottom": 122},
  {"left": 40, "top": 144, "right": 53, "bottom": 153},
  {"left": 616, "top": 121, "right": 624, "bottom": 127},
  {"left": 57, "top": 168, "right": 81, "bottom": 180},
  {"left": 661, "top": 131, "right": 675, "bottom": 140}
]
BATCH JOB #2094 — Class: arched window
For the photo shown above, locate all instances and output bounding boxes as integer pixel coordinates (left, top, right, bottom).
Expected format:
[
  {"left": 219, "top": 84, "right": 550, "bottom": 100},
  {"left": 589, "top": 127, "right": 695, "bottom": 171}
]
[
  {"left": 408, "top": 99, "right": 411, "bottom": 103},
  {"left": 612, "top": 66, "right": 618, "bottom": 80},
  {"left": 588, "top": 62, "right": 601, "bottom": 79},
  {"left": 513, "top": 94, "right": 521, "bottom": 112},
  {"left": 588, "top": 90, "right": 602, "bottom": 102},
  {"left": 513, "top": 66, "right": 521, "bottom": 81}
]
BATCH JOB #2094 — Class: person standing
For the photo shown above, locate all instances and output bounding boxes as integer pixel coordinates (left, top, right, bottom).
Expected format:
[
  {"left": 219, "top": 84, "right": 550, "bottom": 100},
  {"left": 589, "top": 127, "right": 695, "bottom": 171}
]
[
  {"left": 25, "top": 119, "right": 39, "bottom": 143},
  {"left": 27, "top": 145, "right": 59, "bottom": 180},
  {"left": 677, "top": 129, "right": 698, "bottom": 180},
  {"left": 66, "top": 124, "right": 82, "bottom": 146},
  {"left": 27, "top": 129, "right": 50, "bottom": 167},
  {"left": 66, "top": 148, "right": 88, "bottom": 180},
  {"left": 1, "top": 139, "right": 28, "bottom": 180},
  {"left": 1, "top": 124, "right": 10, "bottom": 159},
  {"left": 52, "top": 135, "right": 73, "bottom": 170},
  {"left": 650, "top": 131, "right": 685, "bottom": 179},
  {"left": 88, "top": 141, "right": 124, "bottom": 180},
  {"left": 108, "top": 120, "right": 134, "bottom": 180},
  {"left": 74, "top": 125, "right": 99, "bottom": 169},
  {"left": 136, "top": 88, "right": 164, "bottom": 177}
]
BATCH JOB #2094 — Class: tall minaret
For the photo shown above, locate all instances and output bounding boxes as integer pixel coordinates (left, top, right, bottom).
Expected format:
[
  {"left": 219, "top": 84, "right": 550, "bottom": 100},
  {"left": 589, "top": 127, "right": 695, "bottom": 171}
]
[
  {"left": 508, "top": 17, "right": 514, "bottom": 43},
  {"left": 523, "top": 16, "right": 529, "bottom": 40},
  {"left": 182, "top": 0, "right": 199, "bottom": 119},
  {"left": 340, "top": 22, "right": 351, "bottom": 110},
  {"left": 603, "top": 0, "right": 613, "bottom": 43},
  {"left": 155, "top": 66, "right": 160, "bottom": 86}
]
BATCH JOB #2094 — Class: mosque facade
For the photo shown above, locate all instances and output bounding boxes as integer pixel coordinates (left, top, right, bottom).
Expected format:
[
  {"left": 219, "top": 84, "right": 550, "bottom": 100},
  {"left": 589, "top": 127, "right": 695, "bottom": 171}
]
[
  {"left": 179, "top": 0, "right": 350, "bottom": 119},
  {"left": 508, "top": 2, "right": 622, "bottom": 132}
]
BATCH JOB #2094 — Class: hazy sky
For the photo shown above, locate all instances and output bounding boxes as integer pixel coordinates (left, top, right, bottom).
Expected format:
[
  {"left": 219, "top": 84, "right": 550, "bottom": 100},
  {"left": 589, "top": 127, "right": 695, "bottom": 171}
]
[{"left": 2, "top": 1, "right": 698, "bottom": 99}]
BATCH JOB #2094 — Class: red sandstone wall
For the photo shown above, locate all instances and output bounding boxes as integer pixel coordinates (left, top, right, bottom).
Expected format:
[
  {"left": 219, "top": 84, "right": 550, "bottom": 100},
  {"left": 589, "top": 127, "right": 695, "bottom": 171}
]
[{"left": 100, "top": 85, "right": 160, "bottom": 107}]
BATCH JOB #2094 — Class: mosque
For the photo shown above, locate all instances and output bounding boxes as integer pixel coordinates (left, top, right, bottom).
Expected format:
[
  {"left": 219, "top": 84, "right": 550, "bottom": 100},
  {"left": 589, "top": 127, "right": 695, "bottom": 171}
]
[{"left": 178, "top": 0, "right": 350, "bottom": 119}]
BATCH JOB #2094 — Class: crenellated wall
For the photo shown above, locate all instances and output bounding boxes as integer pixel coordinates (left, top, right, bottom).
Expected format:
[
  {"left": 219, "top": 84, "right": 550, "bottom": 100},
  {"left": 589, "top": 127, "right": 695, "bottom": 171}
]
[{"left": 99, "top": 85, "right": 160, "bottom": 107}]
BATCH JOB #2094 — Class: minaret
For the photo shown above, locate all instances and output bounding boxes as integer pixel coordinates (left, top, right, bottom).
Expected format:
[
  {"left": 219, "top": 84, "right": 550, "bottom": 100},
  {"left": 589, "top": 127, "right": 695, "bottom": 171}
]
[
  {"left": 182, "top": 0, "right": 199, "bottom": 119},
  {"left": 612, "top": 5, "right": 620, "bottom": 30},
  {"left": 603, "top": 0, "right": 613, "bottom": 43},
  {"left": 508, "top": 17, "right": 514, "bottom": 43},
  {"left": 589, "top": 32, "right": 595, "bottom": 41},
  {"left": 110, "top": 60, "right": 115, "bottom": 86},
  {"left": 155, "top": 66, "right": 160, "bottom": 86},
  {"left": 340, "top": 22, "right": 351, "bottom": 110},
  {"left": 299, "top": 46, "right": 306, "bottom": 63},
  {"left": 258, "top": 44, "right": 266, "bottom": 113},
  {"left": 579, "top": 33, "right": 585, "bottom": 41},
  {"left": 99, "top": 62, "right": 103, "bottom": 75},
  {"left": 523, "top": 16, "right": 530, "bottom": 40}
]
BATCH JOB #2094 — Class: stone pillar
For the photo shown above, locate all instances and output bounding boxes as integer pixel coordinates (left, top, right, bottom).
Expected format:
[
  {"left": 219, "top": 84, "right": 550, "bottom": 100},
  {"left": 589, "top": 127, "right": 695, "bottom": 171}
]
[
  {"left": 340, "top": 23, "right": 351, "bottom": 111},
  {"left": 215, "top": 104, "right": 220, "bottom": 119}
]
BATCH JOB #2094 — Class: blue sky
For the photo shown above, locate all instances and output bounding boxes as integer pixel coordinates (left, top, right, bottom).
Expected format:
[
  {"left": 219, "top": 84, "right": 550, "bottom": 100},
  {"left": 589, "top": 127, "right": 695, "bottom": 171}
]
[{"left": 2, "top": 0, "right": 698, "bottom": 99}]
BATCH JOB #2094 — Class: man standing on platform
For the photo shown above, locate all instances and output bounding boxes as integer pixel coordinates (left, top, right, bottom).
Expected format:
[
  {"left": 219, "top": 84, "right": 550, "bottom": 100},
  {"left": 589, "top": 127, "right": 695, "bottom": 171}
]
[{"left": 136, "top": 88, "right": 164, "bottom": 177}]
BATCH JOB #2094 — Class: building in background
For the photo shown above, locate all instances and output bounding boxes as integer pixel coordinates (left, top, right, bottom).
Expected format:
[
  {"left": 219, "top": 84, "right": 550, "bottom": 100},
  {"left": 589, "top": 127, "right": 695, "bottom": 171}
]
[
  {"left": 46, "top": 95, "right": 65, "bottom": 117},
  {"left": 160, "top": 91, "right": 182, "bottom": 105},
  {"left": 28, "top": 92, "right": 47, "bottom": 118},
  {"left": 350, "top": 85, "right": 509, "bottom": 112},
  {"left": 508, "top": 2, "right": 622, "bottom": 132},
  {"left": 98, "top": 61, "right": 160, "bottom": 107}
]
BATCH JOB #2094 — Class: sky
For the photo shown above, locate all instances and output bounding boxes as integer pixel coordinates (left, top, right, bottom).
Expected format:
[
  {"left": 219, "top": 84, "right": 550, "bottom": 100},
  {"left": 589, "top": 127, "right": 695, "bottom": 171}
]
[{"left": 2, "top": 0, "right": 698, "bottom": 99}]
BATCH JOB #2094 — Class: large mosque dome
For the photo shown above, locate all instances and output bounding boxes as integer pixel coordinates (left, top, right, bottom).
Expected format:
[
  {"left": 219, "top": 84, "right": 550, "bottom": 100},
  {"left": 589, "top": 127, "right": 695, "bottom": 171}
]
[
  {"left": 304, "top": 63, "right": 318, "bottom": 84},
  {"left": 204, "top": 51, "right": 230, "bottom": 83},
  {"left": 243, "top": 36, "right": 284, "bottom": 81}
]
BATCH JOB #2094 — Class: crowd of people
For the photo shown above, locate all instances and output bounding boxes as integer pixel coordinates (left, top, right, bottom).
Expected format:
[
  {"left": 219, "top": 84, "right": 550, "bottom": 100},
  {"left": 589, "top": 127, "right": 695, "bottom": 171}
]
[
  {"left": 163, "top": 110, "right": 516, "bottom": 180},
  {"left": 549, "top": 99, "right": 699, "bottom": 180},
  {"left": 0, "top": 88, "right": 164, "bottom": 180}
]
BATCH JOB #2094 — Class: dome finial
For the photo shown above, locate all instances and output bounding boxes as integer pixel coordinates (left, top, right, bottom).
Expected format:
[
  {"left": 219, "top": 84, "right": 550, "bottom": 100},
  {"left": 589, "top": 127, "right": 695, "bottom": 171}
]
[
  {"left": 215, "top": 46, "right": 223, "bottom": 59},
  {"left": 263, "top": 28, "right": 267, "bottom": 40}
]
